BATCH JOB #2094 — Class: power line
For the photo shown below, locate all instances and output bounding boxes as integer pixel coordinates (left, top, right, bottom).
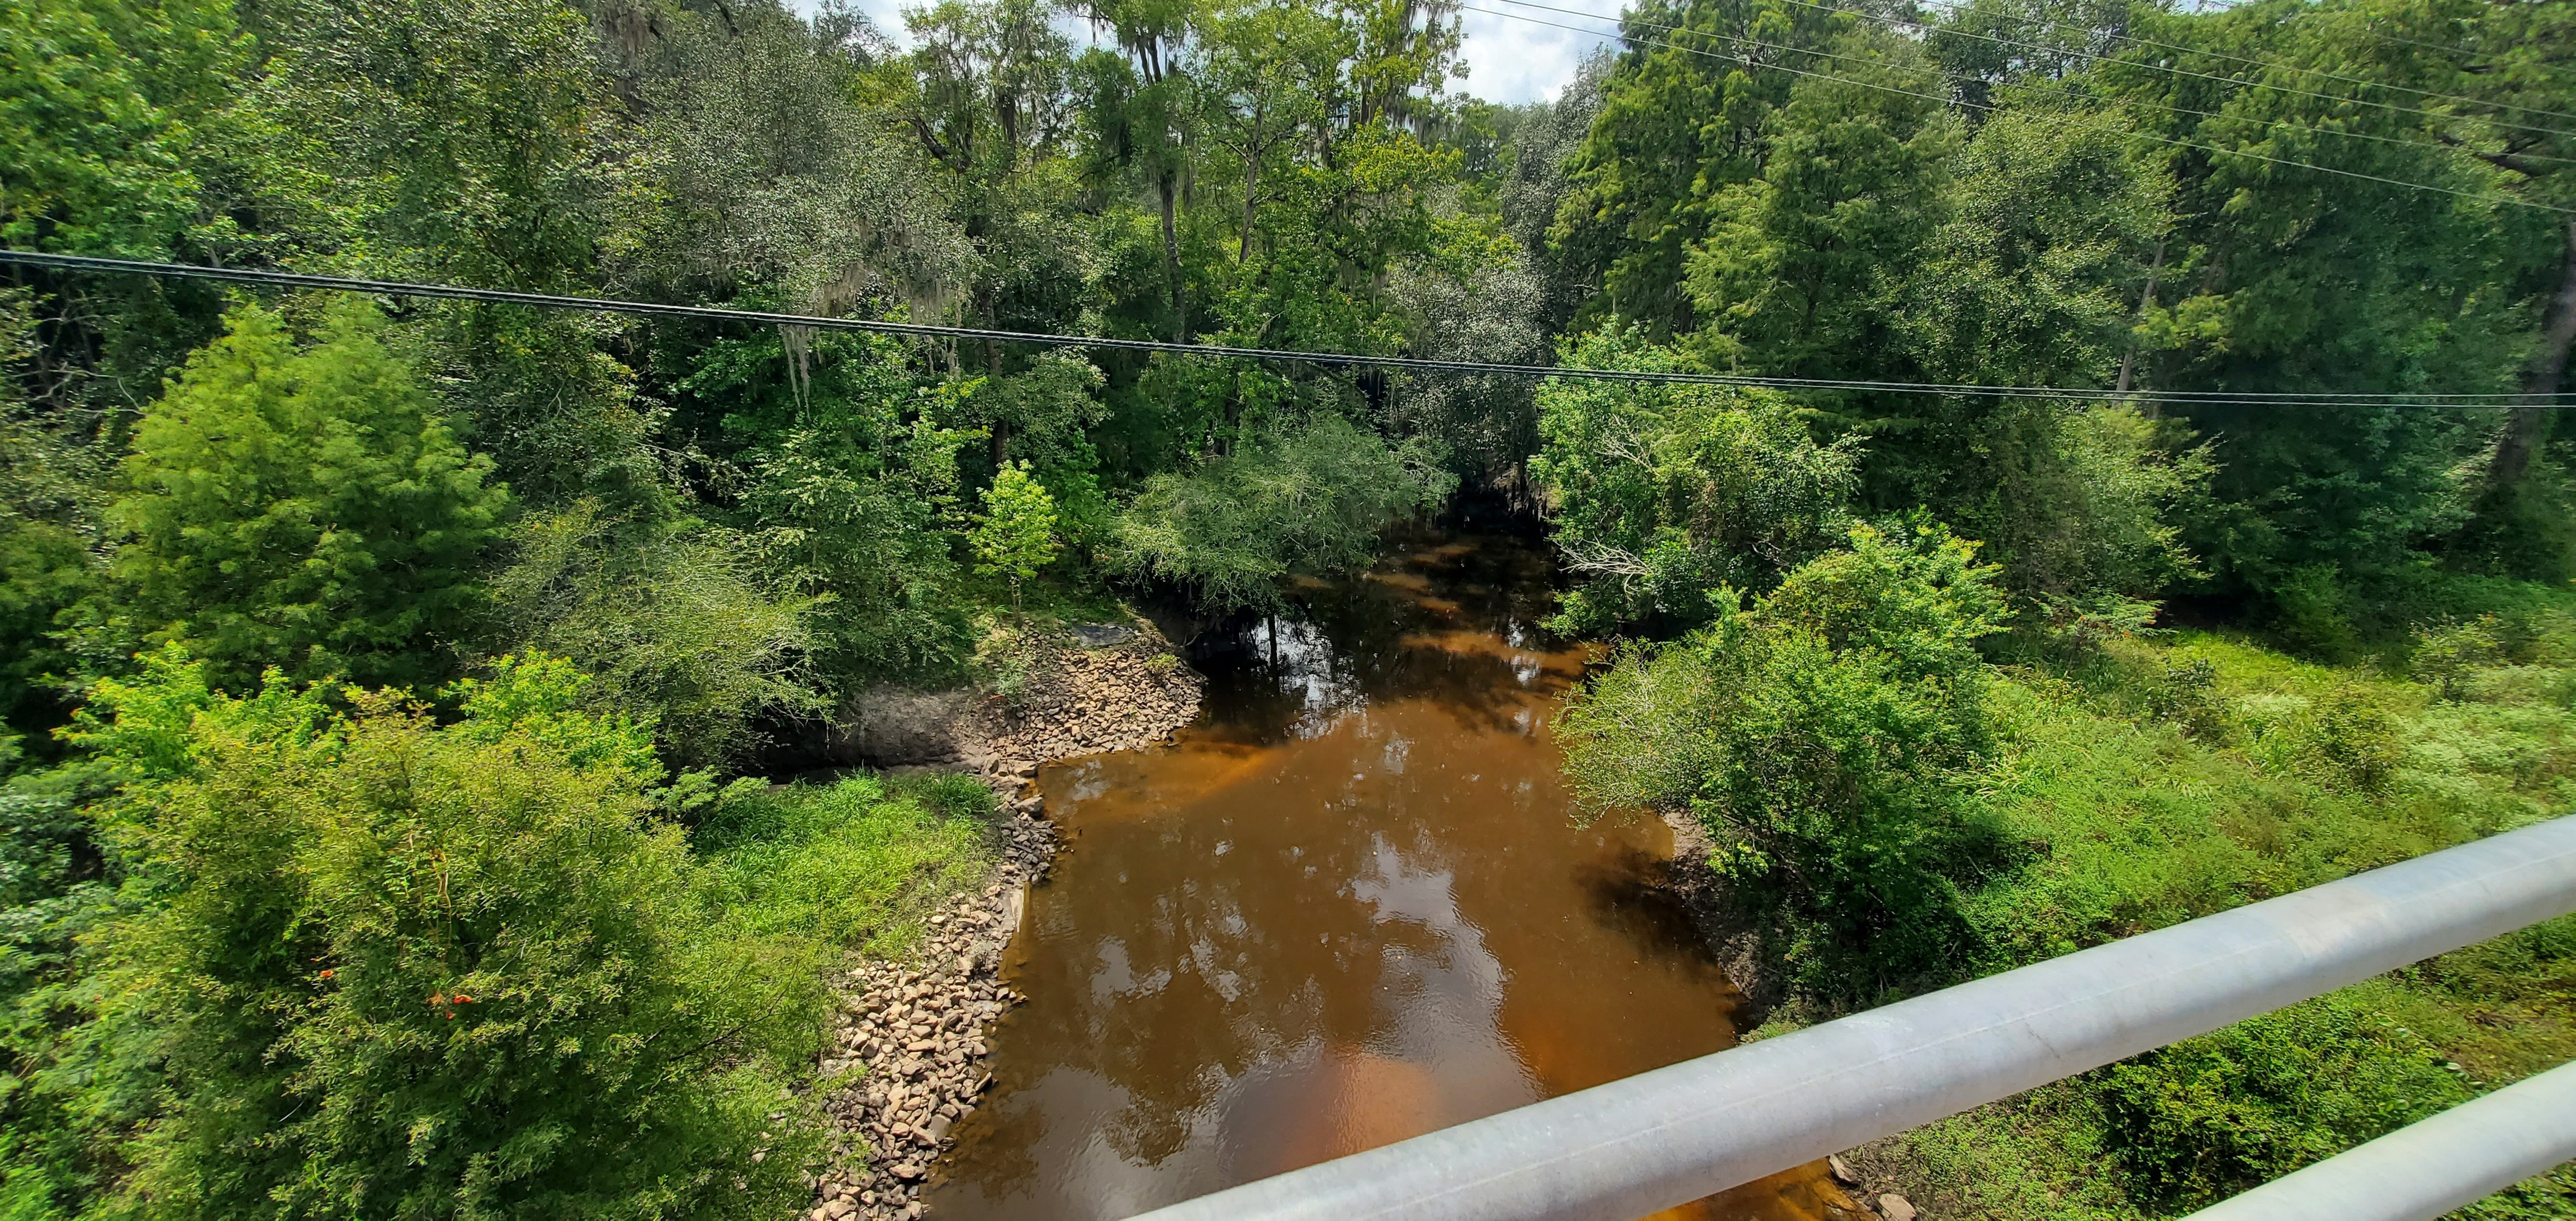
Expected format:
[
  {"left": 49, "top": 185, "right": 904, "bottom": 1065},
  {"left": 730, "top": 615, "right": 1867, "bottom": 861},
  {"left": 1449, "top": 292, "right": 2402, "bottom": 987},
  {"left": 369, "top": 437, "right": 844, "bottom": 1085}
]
[
  {"left": 1465, "top": 2, "right": 2574, "bottom": 214},
  {"left": 4, "top": 250, "right": 2563, "bottom": 409},
  {"left": 1492, "top": 0, "right": 2576, "bottom": 168}
]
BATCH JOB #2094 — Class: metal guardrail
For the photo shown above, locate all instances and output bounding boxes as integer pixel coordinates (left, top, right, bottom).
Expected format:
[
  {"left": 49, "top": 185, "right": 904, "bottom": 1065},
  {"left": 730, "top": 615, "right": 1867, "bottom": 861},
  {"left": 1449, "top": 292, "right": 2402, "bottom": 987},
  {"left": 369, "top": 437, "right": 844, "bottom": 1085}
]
[
  {"left": 1126, "top": 814, "right": 2576, "bottom": 1221},
  {"left": 2180, "top": 1058, "right": 2576, "bottom": 1221}
]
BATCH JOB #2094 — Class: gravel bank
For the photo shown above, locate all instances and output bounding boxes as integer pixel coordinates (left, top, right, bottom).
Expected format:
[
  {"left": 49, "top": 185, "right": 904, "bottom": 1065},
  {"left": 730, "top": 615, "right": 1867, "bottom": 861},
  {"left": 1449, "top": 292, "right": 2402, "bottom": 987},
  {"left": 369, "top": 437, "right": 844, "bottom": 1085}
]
[{"left": 803, "top": 620, "right": 1202, "bottom": 1220}]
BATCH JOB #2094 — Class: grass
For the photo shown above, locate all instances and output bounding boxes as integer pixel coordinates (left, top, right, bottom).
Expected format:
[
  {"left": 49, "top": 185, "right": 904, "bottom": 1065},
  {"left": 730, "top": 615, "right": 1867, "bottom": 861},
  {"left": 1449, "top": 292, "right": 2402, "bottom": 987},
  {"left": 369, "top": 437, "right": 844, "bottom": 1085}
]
[
  {"left": 693, "top": 771, "right": 998, "bottom": 959},
  {"left": 1835, "top": 615, "right": 2576, "bottom": 1219}
]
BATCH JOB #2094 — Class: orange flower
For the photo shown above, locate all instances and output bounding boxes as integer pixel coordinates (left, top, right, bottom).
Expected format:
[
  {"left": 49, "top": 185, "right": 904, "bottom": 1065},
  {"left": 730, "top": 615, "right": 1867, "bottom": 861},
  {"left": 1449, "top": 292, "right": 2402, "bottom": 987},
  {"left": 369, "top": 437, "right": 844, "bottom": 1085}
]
[
  {"left": 318, "top": 969, "right": 334, "bottom": 980},
  {"left": 451, "top": 994, "right": 475, "bottom": 1004}
]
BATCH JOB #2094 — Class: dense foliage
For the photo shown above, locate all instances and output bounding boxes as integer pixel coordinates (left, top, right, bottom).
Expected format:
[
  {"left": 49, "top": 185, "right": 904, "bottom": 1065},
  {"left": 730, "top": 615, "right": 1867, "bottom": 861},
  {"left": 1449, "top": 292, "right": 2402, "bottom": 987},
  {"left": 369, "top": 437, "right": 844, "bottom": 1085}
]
[
  {"left": 49, "top": 651, "right": 816, "bottom": 1219},
  {"left": 1531, "top": 325, "right": 1859, "bottom": 633},
  {"left": 1107, "top": 414, "right": 1455, "bottom": 612},
  {"left": 107, "top": 304, "right": 509, "bottom": 690},
  {"left": 3, "top": 0, "right": 2573, "bottom": 1213},
  {"left": 1827, "top": 623, "right": 2576, "bottom": 1217},
  {"left": 1561, "top": 524, "right": 2013, "bottom": 985},
  {"left": 0, "top": 651, "right": 988, "bottom": 1217}
]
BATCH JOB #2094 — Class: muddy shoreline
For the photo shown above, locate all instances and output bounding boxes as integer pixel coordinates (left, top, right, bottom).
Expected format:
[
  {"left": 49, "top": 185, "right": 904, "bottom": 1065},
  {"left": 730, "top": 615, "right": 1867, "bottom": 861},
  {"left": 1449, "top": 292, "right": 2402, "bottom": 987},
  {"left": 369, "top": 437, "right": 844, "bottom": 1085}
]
[{"left": 801, "top": 618, "right": 1204, "bottom": 1221}]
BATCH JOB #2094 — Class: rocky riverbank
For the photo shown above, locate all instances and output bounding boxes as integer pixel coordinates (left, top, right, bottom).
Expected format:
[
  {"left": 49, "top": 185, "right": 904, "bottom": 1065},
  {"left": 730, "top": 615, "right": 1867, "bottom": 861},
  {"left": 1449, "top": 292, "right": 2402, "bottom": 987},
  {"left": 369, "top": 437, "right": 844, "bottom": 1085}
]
[
  {"left": 835, "top": 617, "right": 1204, "bottom": 783},
  {"left": 803, "top": 618, "right": 1204, "bottom": 1221}
]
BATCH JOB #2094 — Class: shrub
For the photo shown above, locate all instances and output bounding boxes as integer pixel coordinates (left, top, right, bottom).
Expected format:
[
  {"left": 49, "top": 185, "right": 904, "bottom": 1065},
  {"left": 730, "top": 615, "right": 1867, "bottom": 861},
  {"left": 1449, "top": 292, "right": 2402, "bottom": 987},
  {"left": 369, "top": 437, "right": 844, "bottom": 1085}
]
[
  {"left": 486, "top": 499, "right": 825, "bottom": 768},
  {"left": 2270, "top": 564, "right": 2362, "bottom": 661},
  {"left": 54, "top": 648, "right": 823, "bottom": 1220},
  {"left": 969, "top": 617, "right": 1036, "bottom": 708},
  {"left": 1970, "top": 405, "right": 2210, "bottom": 642},
  {"left": 107, "top": 303, "right": 509, "bottom": 691},
  {"left": 1107, "top": 414, "right": 1455, "bottom": 613},
  {"left": 738, "top": 421, "right": 974, "bottom": 685},
  {"left": 1530, "top": 325, "right": 1859, "bottom": 635},
  {"left": 1559, "top": 522, "right": 2012, "bottom": 987},
  {"left": 2414, "top": 615, "right": 2507, "bottom": 702},
  {"left": 2100, "top": 993, "right": 2468, "bottom": 1209}
]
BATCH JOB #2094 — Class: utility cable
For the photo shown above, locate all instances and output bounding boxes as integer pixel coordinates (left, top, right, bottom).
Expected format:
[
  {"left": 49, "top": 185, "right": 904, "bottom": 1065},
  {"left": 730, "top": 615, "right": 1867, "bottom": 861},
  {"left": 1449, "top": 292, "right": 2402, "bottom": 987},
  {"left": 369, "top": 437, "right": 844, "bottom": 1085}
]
[
  {"left": 6, "top": 250, "right": 2564, "bottom": 409},
  {"left": 1463, "top": 2, "right": 2574, "bottom": 214}
]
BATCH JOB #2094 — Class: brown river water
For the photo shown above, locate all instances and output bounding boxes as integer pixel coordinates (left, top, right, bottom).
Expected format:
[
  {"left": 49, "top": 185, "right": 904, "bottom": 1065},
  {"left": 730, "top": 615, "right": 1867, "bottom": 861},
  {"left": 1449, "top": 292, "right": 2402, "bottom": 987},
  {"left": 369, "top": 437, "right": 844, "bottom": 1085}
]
[{"left": 924, "top": 533, "right": 1848, "bottom": 1220}]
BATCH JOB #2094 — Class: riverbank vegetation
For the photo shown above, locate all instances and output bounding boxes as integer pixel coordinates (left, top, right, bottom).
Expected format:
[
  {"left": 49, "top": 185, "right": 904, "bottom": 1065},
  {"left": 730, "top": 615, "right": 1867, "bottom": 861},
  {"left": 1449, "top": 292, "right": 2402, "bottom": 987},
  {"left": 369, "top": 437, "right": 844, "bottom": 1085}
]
[
  {"left": 4, "top": 0, "right": 2574, "bottom": 1212},
  {"left": 1523, "top": 0, "right": 2576, "bottom": 1213},
  {"left": 1841, "top": 624, "right": 2576, "bottom": 1219}
]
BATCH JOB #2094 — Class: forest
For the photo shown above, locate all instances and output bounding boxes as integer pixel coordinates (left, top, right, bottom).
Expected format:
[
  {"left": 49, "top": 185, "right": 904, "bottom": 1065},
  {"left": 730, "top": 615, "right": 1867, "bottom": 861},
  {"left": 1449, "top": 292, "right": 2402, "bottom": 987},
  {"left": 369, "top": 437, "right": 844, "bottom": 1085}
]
[{"left": 1, "top": 0, "right": 2573, "bottom": 1214}]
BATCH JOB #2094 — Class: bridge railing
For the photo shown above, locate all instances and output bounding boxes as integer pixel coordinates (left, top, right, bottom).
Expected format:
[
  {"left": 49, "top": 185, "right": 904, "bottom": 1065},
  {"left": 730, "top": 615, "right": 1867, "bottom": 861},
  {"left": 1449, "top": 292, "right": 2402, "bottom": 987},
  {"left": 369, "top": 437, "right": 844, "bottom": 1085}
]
[{"left": 1125, "top": 814, "right": 2576, "bottom": 1221}]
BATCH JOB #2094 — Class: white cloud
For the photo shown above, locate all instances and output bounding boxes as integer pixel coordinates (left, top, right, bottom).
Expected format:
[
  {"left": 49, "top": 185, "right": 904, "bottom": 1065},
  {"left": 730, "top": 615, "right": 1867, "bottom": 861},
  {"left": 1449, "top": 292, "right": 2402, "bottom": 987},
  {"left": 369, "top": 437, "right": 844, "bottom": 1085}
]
[
  {"left": 795, "top": 0, "right": 1618, "bottom": 106},
  {"left": 1452, "top": 2, "right": 1620, "bottom": 105}
]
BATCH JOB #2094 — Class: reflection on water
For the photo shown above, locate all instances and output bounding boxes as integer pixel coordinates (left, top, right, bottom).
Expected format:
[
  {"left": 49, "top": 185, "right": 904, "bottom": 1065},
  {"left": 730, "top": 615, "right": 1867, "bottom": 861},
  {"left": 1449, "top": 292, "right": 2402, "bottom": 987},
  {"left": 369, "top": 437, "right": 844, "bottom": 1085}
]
[{"left": 926, "top": 534, "right": 1846, "bottom": 1220}]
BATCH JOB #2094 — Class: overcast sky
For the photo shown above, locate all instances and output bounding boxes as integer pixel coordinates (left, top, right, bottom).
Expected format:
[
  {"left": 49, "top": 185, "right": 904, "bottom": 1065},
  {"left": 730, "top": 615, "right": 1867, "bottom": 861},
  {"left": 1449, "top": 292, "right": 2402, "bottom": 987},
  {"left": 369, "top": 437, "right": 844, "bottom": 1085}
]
[{"left": 809, "top": 0, "right": 1620, "bottom": 106}]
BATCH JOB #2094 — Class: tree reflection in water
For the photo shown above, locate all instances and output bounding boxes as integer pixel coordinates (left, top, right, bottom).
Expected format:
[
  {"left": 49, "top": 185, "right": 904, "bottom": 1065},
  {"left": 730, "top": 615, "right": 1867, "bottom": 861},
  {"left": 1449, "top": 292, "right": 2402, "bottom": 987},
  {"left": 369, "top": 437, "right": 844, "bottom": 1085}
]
[{"left": 926, "top": 533, "right": 1840, "bottom": 1221}]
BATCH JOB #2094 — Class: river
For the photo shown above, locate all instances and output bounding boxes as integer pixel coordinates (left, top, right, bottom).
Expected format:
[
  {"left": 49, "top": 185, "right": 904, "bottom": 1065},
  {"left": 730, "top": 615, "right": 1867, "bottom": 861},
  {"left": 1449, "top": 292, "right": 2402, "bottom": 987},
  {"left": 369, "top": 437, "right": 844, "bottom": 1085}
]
[{"left": 924, "top": 531, "right": 1848, "bottom": 1220}]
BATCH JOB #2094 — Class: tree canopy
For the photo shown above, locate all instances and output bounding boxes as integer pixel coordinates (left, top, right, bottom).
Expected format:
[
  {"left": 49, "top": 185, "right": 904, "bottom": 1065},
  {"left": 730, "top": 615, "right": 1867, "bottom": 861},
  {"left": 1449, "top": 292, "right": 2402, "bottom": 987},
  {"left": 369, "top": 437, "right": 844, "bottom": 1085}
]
[{"left": 3, "top": 0, "right": 2575, "bottom": 1211}]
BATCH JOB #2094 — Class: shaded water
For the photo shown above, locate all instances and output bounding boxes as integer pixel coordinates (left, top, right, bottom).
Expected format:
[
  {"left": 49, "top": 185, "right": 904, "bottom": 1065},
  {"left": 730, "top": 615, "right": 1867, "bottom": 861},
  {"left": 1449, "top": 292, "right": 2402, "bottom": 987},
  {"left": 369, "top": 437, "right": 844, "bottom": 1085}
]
[{"left": 926, "top": 534, "right": 1846, "bottom": 1220}]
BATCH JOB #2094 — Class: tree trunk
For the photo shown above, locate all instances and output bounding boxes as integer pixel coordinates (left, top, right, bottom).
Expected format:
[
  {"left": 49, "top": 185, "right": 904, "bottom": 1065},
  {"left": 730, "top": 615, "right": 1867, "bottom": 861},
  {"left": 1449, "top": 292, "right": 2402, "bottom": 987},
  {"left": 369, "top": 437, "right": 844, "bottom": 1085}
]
[
  {"left": 986, "top": 302, "right": 1008, "bottom": 466},
  {"left": 2116, "top": 238, "right": 2166, "bottom": 399},
  {"left": 1240, "top": 155, "right": 1258, "bottom": 265},
  {"left": 1159, "top": 171, "right": 1186, "bottom": 339},
  {"left": 2492, "top": 219, "right": 2576, "bottom": 489}
]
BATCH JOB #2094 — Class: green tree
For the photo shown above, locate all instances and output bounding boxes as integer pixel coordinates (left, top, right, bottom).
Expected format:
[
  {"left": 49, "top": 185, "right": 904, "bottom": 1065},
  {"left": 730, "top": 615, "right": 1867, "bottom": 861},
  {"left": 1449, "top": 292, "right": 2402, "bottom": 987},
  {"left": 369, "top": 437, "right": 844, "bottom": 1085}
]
[
  {"left": 485, "top": 500, "right": 823, "bottom": 770},
  {"left": 49, "top": 648, "right": 823, "bottom": 1220},
  {"left": 1109, "top": 413, "right": 1455, "bottom": 613},
  {"left": 0, "top": 0, "right": 224, "bottom": 257},
  {"left": 1552, "top": 0, "right": 1849, "bottom": 336},
  {"left": 1531, "top": 325, "right": 1861, "bottom": 634},
  {"left": 107, "top": 302, "right": 509, "bottom": 691},
  {"left": 0, "top": 290, "right": 106, "bottom": 744},
  {"left": 1557, "top": 523, "right": 2011, "bottom": 989},
  {"left": 970, "top": 460, "right": 1061, "bottom": 610},
  {"left": 1681, "top": 34, "right": 1957, "bottom": 380},
  {"left": 680, "top": 328, "right": 979, "bottom": 684},
  {"left": 1873, "top": 107, "right": 2208, "bottom": 632}
]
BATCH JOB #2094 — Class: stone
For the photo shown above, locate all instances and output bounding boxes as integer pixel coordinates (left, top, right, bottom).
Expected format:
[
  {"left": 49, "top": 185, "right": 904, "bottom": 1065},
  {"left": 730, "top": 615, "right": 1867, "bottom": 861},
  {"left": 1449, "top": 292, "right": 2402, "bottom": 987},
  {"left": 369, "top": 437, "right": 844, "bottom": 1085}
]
[
  {"left": 1877, "top": 1194, "right": 1917, "bottom": 1221},
  {"left": 1829, "top": 1154, "right": 1859, "bottom": 1185},
  {"left": 890, "top": 1162, "right": 926, "bottom": 1182},
  {"left": 926, "top": 1114, "right": 953, "bottom": 1141},
  {"left": 834, "top": 688, "right": 972, "bottom": 766}
]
